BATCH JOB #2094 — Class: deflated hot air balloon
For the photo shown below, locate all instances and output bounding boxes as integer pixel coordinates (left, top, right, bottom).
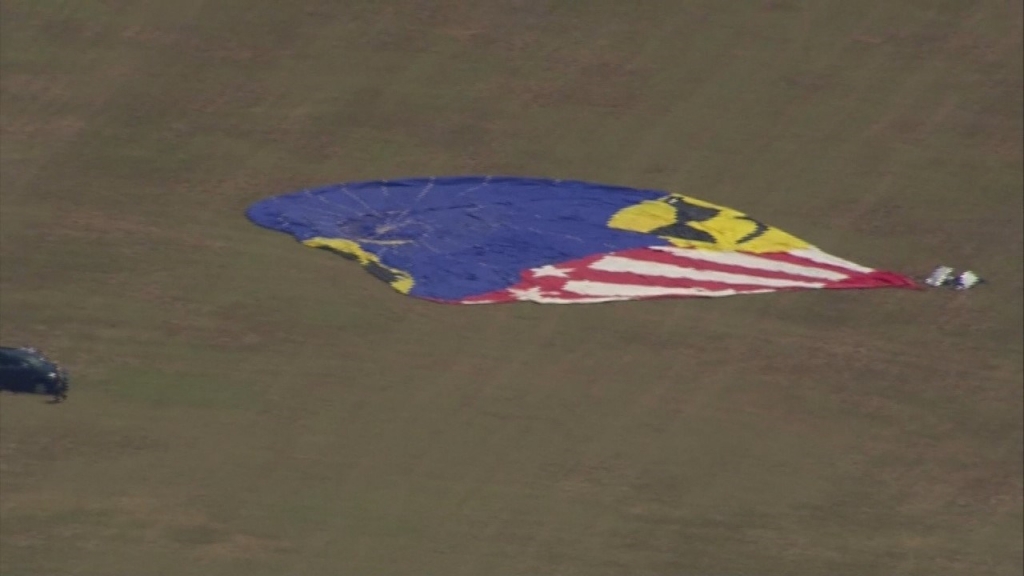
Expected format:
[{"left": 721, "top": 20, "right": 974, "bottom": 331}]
[{"left": 246, "top": 176, "right": 916, "bottom": 304}]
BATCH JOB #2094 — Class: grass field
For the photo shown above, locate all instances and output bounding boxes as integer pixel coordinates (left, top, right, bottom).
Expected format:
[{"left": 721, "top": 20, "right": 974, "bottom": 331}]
[{"left": 1, "top": 1, "right": 1022, "bottom": 574}]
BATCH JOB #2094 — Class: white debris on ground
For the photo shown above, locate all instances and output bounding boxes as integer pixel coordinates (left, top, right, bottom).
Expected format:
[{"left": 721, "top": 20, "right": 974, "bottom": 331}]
[
  {"left": 953, "top": 270, "right": 982, "bottom": 290},
  {"left": 924, "top": 266, "right": 984, "bottom": 290},
  {"left": 925, "top": 266, "right": 956, "bottom": 287}
]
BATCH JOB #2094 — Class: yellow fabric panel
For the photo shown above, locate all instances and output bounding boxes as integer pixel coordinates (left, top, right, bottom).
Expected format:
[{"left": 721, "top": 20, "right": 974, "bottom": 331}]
[
  {"left": 607, "top": 193, "right": 810, "bottom": 253},
  {"left": 606, "top": 198, "right": 678, "bottom": 232},
  {"left": 303, "top": 237, "right": 415, "bottom": 293}
]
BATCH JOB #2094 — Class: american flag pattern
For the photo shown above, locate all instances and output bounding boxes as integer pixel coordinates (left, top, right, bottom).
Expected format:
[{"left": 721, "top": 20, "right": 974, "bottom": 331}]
[{"left": 459, "top": 246, "right": 917, "bottom": 304}]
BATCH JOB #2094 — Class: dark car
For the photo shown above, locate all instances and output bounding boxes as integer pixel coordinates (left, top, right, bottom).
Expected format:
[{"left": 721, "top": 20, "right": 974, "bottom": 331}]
[{"left": 0, "top": 346, "right": 69, "bottom": 402}]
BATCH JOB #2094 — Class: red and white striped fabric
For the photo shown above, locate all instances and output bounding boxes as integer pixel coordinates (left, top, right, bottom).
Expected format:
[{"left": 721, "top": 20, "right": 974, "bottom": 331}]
[{"left": 460, "top": 246, "right": 917, "bottom": 304}]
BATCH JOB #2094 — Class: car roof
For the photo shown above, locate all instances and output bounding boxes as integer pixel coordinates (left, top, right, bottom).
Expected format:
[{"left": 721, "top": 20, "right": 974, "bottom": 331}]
[{"left": 0, "top": 347, "right": 52, "bottom": 361}]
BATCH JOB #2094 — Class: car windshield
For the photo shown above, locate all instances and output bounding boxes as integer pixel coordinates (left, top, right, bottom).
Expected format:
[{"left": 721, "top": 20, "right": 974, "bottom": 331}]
[{"left": 22, "top": 355, "right": 50, "bottom": 369}]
